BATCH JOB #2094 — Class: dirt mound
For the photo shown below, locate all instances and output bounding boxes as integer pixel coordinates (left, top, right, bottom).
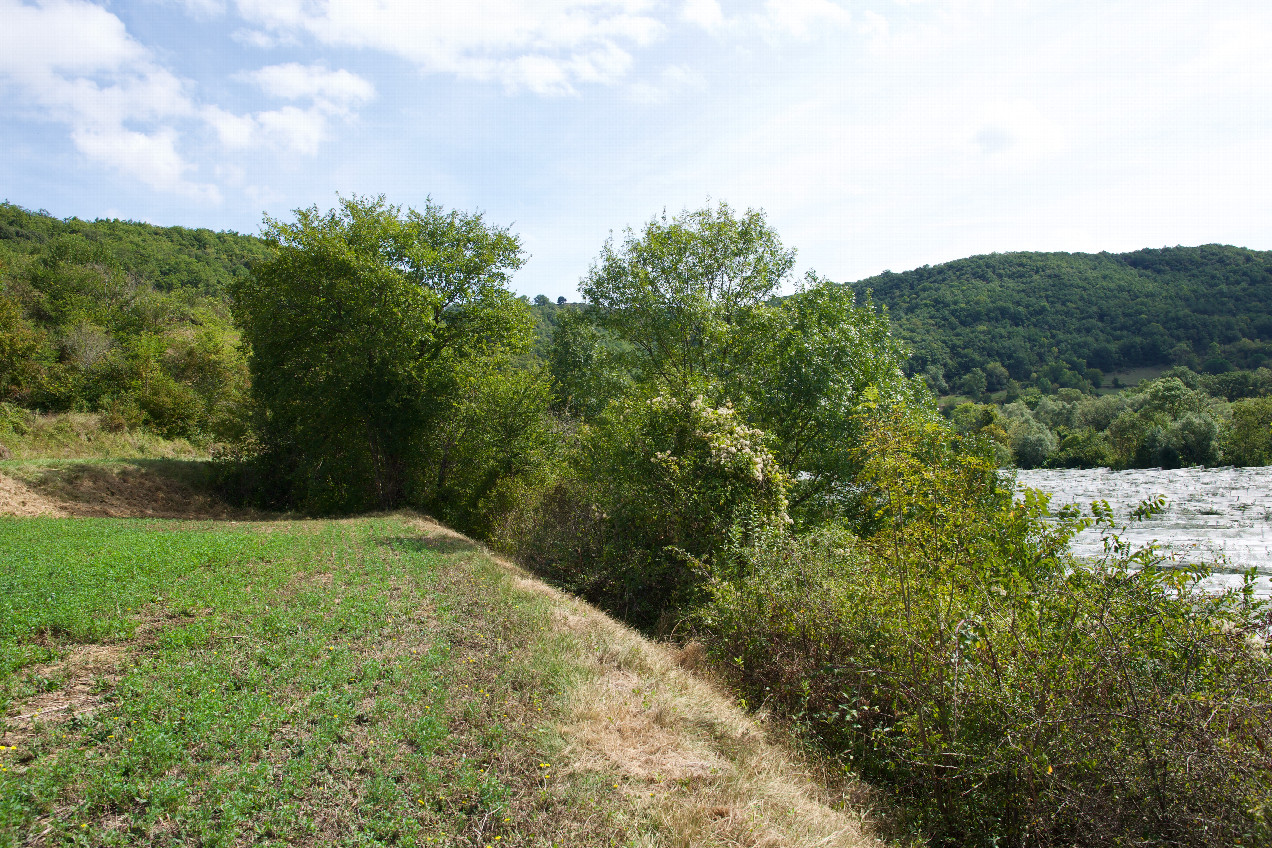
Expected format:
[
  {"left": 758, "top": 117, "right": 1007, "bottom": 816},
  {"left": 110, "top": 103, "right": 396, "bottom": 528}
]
[{"left": 0, "top": 462, "right": 266, "bottom": 520}]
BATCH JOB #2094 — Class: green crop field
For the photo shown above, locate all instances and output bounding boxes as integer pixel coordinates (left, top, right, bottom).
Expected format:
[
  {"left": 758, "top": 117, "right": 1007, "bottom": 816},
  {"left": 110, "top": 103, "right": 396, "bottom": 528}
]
[{"left": 0, "top": 515, "right": 638, "bottom": 847}]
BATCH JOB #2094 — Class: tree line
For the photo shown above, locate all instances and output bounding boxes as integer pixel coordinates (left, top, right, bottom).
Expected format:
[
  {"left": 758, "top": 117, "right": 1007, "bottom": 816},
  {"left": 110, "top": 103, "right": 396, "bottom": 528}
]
[
  {"left": 949, "top": 368, "right": 1272, "bottom": 469},
  {"left": 860, "top": 246, "right": 1272, "bottom": 396}
]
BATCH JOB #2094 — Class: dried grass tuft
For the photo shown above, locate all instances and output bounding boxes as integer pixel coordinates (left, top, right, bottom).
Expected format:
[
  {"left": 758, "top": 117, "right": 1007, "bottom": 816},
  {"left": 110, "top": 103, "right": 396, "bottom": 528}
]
[{"left": 3, "top": 644, "right": 127, "bottom": 747}]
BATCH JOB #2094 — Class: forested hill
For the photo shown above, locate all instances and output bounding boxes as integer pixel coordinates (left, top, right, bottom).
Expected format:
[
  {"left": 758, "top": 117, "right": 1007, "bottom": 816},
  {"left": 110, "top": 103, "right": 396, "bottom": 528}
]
[
  {"left": 0, "top": 203, "right": 270, "bottom": 439},
  {"left": 853, "top": 245, "right": 1272, "bottom": 393},
  {"left": 0, "top": 202, "right": 269, "bottom": 297}
]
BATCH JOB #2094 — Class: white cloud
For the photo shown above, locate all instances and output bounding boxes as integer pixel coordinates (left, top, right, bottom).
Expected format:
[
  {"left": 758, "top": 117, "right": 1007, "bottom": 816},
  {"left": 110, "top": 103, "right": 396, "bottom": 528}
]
[
  {"left": 0, "top": 2, "right": 374, "bottom": 199},
  {"left": 203, "top": 101, "right": 334, "bottom": 156},
  {"left": 156, "top": 0, "right": 226, "bottom": 19},
  {"left": 246, "top": 63, "right": 374, "bottom": 111},
  {"left": 255, "top": 105, "right": 329, "bottom": 156},
  {"left": 204, "top": 64, "right": 374, "bottom": 155},
  {"left": 761, "top": 0, "right": 851, "bottom": 37},
  {"left": 0, "top": 0, "right": 145, "bottom": 75},
  {"left": 505, "top": 55, "right": 573, "bottom": 96},
  {"left": 71, "top": 124, "right": 220, "bottom": 201},
  {"left": 233, "top": 0, "right": 663, "bottom": 94},
  {"left": 858, "top": 10, "right": 889, "bottom": 40},
  {"left": 629, "top": 64, "right": 705, "bottom": 104},
  {"left": 0, "top": 0, "right": 218, "bottom": 199},
  {"left": 681, "top": 0, "right": 723, "bottom": 30},
  {"left": 202, "top": 105, "right": 257, "bottom": 150},
  {"left": 231, "top": 27, "right": 284, "bottom": 48},
  {"left": 639, "top": 0, "right": 1272, "bottom": 287}
]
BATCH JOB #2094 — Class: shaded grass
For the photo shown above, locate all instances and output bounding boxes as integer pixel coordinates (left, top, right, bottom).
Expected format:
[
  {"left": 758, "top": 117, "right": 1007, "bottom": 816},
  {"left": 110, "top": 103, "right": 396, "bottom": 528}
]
[
  {"left": 0, "top": 459, "right": 260, "bottom": 521},
  {"left": 0, "top": 514, "right": 641, "bottom": 847}
]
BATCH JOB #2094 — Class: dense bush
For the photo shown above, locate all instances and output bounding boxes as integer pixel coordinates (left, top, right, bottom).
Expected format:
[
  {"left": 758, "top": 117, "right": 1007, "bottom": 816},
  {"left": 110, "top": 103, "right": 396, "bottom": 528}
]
[
  {"left": 698, "top": 405, "right": 1272, "bottom": 846},
  {"left": 0, "top": 204, "right": 259, "bottom": 441},
  {"left": 966, "top": 371, "right": 1271, "bottom": 470},
  {"left": 511, "top": 392, "right": 790, "bottom": 628},
  {"left": 505, "top": 203, "right": 912, "bottom": 625},
  {"left": 1223, "top": 396, "right": 1272, "bottom": 466},
  {"left": 232, "top": 196, "right": 550, "bottom": 518},
  {"left": 1006, "top": 410, "right": 1057, "bottom": 468},
  {"left": 496, "top": 209, "right": 1272, "bottom": 847}
]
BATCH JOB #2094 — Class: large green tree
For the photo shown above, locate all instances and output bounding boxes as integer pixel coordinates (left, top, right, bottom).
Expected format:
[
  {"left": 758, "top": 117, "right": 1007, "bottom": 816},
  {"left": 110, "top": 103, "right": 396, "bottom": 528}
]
[
  {"left": 531, "top": 202, "right": 922, "bottom": 614},
  {"left": 581, "top": 202, "right": 796, "bottom": 391},
  {"left": 741, "top": 278, "right": 914, "bottom": 519},
  {"left": 576, "top": 203, "right": 916, "bottom": 524},
  {"left": 233, "top": 196, "right": 549, "bottom": 516}
]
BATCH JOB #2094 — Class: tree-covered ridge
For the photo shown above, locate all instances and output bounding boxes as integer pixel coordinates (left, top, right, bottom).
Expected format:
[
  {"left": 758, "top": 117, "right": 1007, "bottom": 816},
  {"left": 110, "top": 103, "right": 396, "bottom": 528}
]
[
  {"left": 0, "top": 203, "right": 269, "bottom": 439},
  {"left": 0, "top": 202, "right": 270, "bottom": 297},
  {"left": 857, "top": 245, "right": 1272, "bottom": 392}
]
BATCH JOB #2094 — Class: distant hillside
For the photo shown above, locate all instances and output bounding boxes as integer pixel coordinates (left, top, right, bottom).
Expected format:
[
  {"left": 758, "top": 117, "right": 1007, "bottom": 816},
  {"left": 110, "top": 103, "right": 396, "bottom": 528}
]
[
  {"left": 0, "top": 202, "right": 269, "bottom": 297},
  {"left": 0, "top": 203, "right": 269, "bottom": 438},
  {"left": 853, "top": 245, "right": 1272, "bottom": 393}
]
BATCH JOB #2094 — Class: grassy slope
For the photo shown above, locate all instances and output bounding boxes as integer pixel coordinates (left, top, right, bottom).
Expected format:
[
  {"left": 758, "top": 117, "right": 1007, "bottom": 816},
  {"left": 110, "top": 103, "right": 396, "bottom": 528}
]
[
  {"left": 0, "top": 408, "right": 206, "bottom": 463},
  {"left": 0, "top": 469, "right": 885, "bottom": 848}
]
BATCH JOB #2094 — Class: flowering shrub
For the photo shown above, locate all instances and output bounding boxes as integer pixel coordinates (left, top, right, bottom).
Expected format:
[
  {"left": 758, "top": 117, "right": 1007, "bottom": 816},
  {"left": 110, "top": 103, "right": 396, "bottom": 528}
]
[{"left": 512, "top": 391, "right": 790, "bottom": 629}]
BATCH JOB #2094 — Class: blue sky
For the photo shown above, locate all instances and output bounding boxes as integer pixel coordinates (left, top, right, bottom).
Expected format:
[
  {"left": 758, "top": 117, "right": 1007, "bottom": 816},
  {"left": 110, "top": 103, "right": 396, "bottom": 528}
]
[{"left": 2, "top": 0, "right": 1270, "bottom": 300}]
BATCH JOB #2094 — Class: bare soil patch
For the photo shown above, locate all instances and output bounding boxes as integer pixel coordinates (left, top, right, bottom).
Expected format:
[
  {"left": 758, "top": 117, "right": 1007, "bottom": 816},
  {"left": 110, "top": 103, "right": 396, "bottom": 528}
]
[
  {"left": 0, "top": 473, "right": 69, "bottom": 517},
  {"left": 3, "top": 643, "right": 127, "bottom": 748},
  {"left": 0, "top": 463, "right": 267, "bottom": 520}
]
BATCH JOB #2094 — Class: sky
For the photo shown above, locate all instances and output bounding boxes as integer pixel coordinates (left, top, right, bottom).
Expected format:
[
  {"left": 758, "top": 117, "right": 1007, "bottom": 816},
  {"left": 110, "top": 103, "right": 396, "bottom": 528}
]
[{"left": 1, "top": 0, "right": 1270, "bottom": 301}]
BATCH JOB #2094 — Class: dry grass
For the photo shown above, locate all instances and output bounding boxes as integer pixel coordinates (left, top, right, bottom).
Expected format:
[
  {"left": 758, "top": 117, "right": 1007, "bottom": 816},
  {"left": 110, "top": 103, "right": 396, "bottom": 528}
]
[
  {"left": 424, "top": 520, "right": 890, "bottom": 848},
  {"left": 554, "top": 607, "right": 886, "bottom": 848},
  {"left": 0, "top": 406, "right": 205, "bottom": 462}
]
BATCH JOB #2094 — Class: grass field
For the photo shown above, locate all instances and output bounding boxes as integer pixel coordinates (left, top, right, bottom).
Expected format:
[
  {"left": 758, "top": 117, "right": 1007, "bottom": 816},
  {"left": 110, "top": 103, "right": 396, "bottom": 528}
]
[{"left": 0, "top": 505, "right": 884, "bottom": 848}]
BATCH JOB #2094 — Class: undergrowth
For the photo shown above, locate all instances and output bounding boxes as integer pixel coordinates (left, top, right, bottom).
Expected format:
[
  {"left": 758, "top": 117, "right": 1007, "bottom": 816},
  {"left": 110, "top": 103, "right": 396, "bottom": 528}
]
[{"left": 695, "top": 410, "right": 1272, "bottom": 847}]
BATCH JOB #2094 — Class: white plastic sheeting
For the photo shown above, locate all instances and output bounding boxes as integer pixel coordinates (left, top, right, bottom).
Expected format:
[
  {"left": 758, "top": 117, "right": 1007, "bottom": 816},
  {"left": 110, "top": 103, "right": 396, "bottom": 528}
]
[{"left": 1016, "top": 466, "right": 1272, "bottom": 596}]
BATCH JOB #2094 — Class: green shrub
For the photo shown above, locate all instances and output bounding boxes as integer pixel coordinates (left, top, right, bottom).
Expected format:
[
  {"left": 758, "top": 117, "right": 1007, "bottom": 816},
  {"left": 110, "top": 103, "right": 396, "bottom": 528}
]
[
  {"left": 0, "top": 295, "right": 43, "bottom": 403},
  {"left": 518, "top": 391, "right": 790, "bottom": 629},
  {"left": 1007, "top": 415, "right": 1057, "bottom": 468},
  {"left": 698, "top": 407, "right": 1272, "bottom": 846},
  {"left": 417, "top": 349, "right": 554, "bottom": 537},
  {"left": 1222, "top": 396, "right": 1272, "bottom": 466},
  {"left": 1046, "top": 426, "right": 1111, "bottom": 468},
  {"left": 1165, "top": 410, "right": 1219, "bottom": 466}
]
